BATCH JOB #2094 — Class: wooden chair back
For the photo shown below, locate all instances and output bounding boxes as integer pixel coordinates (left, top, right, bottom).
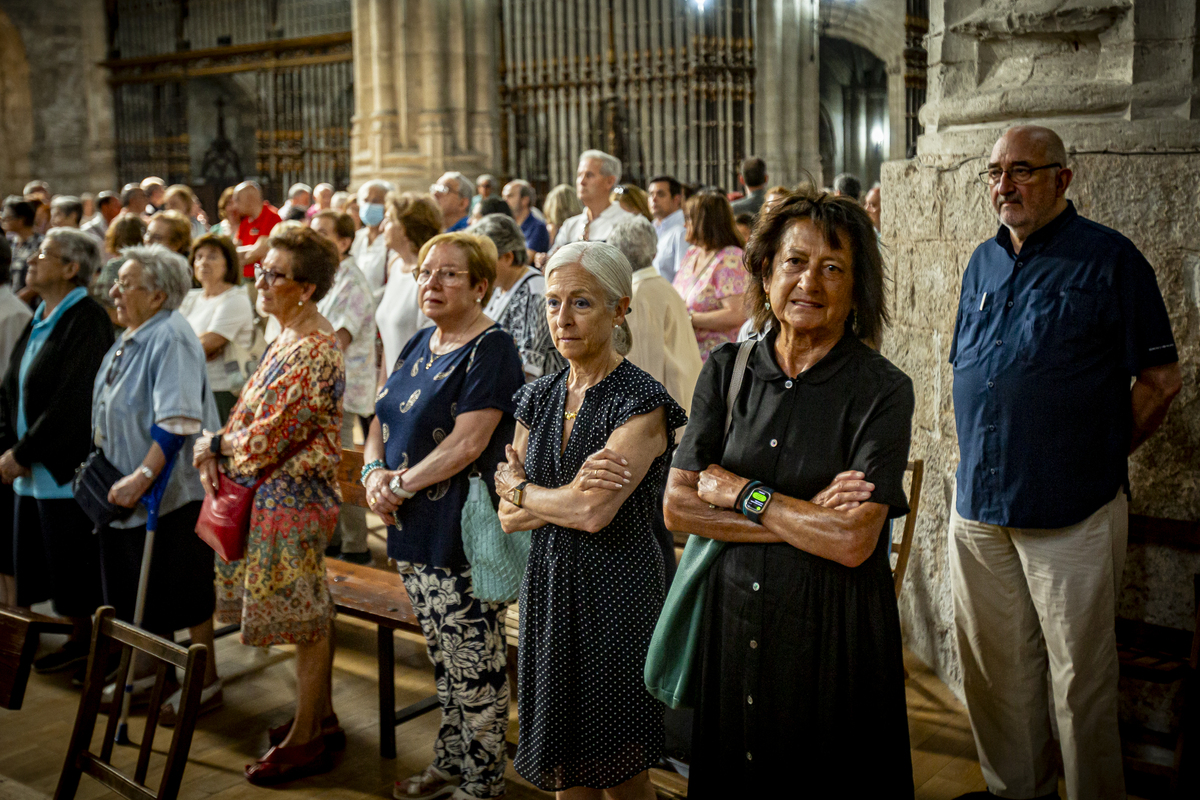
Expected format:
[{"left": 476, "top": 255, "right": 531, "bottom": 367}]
[
  {"left": 892, "top": 459, "right": 925, "bottom": 598},
  {"left": 0, "top": 607, "right": 72, "bottom": 710},
  {"left": 338, "top": 446, "right": 367, "bottom": 508},
  {"left": 54, "top": 607, "right": 208, "bottom": 800}
]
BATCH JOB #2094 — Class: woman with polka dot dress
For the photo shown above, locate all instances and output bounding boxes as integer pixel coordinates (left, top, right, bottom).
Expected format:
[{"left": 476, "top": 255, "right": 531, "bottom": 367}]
[{"left": 495, "top": 241, "right": 686, "bottom": 799}]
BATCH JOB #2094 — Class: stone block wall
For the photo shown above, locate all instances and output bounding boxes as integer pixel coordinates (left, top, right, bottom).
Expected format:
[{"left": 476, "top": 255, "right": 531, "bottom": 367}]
[{"left": 882, "top": 152, "right": 1200, "bottom": 717}]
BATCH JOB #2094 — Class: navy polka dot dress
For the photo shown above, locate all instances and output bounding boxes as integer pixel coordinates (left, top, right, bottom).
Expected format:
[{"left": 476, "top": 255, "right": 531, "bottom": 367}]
[{"left": 512, "top": 358, "right": 687, "bottom": 791}]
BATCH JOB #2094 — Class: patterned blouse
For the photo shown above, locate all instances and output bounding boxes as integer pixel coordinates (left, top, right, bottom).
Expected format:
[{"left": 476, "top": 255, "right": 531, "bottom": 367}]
[
  {"left": 672, "top": 244, "right": 748, "bottom": 361},
  {"left": 483, "top": 268, "right": 567, "bottom": 380}
]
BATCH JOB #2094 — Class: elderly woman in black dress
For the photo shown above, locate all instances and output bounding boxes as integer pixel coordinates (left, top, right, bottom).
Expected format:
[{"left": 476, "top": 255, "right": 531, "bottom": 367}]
[
  {"left": 663, "top": 190, "right": 916, "bottom": 796},
  {"left": 495, "top": 241, "right": 686, "bottom": 799}
]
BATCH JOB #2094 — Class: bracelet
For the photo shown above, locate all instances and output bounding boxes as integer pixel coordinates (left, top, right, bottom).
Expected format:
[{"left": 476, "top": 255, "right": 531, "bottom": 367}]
[
  {"left": 360, "top": 459, "right": 386, "bottom": 486},
  {"left": 388, "top": 475, "right": 417, "bottom": 499},
  {"left": 735, "top": 480, "right": 762, "bottom": 514}
]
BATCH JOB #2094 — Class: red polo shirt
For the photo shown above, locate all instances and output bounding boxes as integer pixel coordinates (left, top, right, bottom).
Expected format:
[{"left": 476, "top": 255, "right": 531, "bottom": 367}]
[{"left": 237, "top": 203, "right": 281, "bottom": 278}]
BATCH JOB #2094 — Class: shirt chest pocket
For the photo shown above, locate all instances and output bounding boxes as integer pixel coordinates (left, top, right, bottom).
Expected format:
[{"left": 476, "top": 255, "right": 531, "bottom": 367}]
[
  {"left": 1017, "top": 287, "right": 1107, "bottom": 366},
  {"left": 953, "top": 292, "right": 997, "bottom": 366}
]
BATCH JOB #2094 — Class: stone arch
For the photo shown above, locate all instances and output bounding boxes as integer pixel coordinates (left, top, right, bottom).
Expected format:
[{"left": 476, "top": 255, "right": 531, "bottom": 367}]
[
  {"left": 819, "top": 0, "right": 907, "bottom": 160},
  {"left": 0, "top": 7, "right": 32, "bottom": 196}
]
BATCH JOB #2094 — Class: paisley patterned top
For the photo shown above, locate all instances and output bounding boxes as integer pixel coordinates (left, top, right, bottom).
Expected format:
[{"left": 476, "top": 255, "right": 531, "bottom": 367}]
[
  {"left": 671, "top": 244, "right": 748, "bottom": 361},
  {"left": 222, "top": 329, "right": 345, "bottom": 508},
  {"left": 375, "top": 324, "right": 525, "bottom": 568}
]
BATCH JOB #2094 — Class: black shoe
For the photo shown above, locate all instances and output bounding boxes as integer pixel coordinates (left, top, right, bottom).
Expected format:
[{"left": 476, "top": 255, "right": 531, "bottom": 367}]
[
  {"left": 338, "top": 550, "right": 372, "bottom": 565},
  {"left": 324, "top": 543, "right": 341, "bottom": 558},
  {"left": 33, "top": 641, "right": 90, "bottom": 674},
  {"left": 71, "top": 651, "right": 121, "bottom": 687}
]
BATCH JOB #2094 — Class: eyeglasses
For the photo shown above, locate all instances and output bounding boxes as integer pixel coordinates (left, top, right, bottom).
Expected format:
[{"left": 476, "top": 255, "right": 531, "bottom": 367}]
[
  {"left": 612, "top": 185, "right": 627, "bottom": 195},
  {"left": 429, "top": 184, "right": 458, "bottom": 198},
  {"left": 112, "top": 279, "right": 147, "bottom": 294},
  {"left": 978, "top": 163, "right": 1061, "bottom": 186},
  {"left": 416, "top": 267, "right": 469, "bottom": 286},
  {"left": 254, "top": 266, "right": 295, "bottom": 287},
  {"left": 105, "top": 346, "right": 125, "bottom": 385}
]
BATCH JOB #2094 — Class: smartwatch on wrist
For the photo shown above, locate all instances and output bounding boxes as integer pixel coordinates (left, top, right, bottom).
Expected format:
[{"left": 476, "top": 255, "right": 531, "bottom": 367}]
[
  {"left": 209, "top": 433, "right": 222, "bottom": 456},
  {"left": 511, "top": 480, "right": 530, "bottom": 508},
  {"left": 735, "top": 480, "right": 763, "bottom": 513},
  {"left": 741, "top": 485, "right": 775, "bottom": 525}
]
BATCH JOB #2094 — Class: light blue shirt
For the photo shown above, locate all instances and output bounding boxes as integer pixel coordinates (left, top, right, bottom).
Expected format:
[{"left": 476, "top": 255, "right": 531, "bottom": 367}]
[
  {"left": 653, "top": 209, "right": 687, "bottom": 284},
  {"left": 91, "top": 309, "right": 219, "bottom": 528},
  {"left": 15, "top": 287, "right": 88, "bottom": 498}
]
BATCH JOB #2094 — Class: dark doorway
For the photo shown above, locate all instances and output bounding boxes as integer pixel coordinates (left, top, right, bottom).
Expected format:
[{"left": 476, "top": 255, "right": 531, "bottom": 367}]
[{"left": 819, "top": 37, "right": 888, "bottom": 191}]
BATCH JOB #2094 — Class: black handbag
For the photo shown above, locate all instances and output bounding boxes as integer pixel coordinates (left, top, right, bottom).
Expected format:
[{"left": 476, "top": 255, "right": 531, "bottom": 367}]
[{"left": 72, "top": 449, "right": 135, "bottom": 533}]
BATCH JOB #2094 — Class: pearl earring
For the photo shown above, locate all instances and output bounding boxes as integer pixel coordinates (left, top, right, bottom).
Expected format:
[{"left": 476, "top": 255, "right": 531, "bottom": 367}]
[
  {"left": 764, "top": 300, "right": 771, "bottom": 310},
  {"left": 298, "top": 300, "right": 304, "bottom": 307}
]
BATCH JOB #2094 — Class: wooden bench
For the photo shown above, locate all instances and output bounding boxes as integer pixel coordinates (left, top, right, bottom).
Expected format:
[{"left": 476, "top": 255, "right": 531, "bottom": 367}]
[
  {"left": 331, "top": 446, "right": 439, "bottom": 760},
  {"left": 0, "top": 606, "right": 72, "bottom": 710}
]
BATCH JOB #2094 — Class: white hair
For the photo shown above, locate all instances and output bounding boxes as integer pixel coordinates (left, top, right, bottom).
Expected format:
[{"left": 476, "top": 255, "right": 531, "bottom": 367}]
[
  {"left": 288, "top": 183, "right": 312, "bottom": 199},
  {"left": 606, "top": 216, "right": 658, "bottom": 271},
  {"left": 469, "top": 213, "right": 528, "bottom": 267},
  {"left": 545, "top": 241, "right": 633, "bottom": 355},
  {"left": 507, "top": 179, "right": 536, "bottom": 206},
  {"left": 441, "top": 172, "right": 473, "bottom": 198},
  {"left": 578, "top": 149, "right": 622, "bottom": 183},
  {"left": 44, "top": 227, "right": 101, "bottom": 287},
  {"left": 356, "top": 179, "right": 396, "bottom": 204},
  {"left": 119, "top": 243, "right": 192, "bottom": 310}
]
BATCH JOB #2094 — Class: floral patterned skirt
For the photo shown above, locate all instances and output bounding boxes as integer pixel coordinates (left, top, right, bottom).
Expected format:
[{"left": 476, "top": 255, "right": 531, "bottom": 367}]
[{"left": 215, "top": 494, "right": 338, "bottom": 647}]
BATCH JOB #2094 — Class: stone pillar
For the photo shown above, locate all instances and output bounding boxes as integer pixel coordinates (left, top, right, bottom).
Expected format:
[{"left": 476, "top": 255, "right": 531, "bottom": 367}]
[
  {"left": 883, "top": 0, "right": 1200, "bottom": 704},
  {"left": 754, "top": 0, "right": 822, "bottom": 186},
  {"left": 350, "top": 0, "right": 499, "bottom": 192}
]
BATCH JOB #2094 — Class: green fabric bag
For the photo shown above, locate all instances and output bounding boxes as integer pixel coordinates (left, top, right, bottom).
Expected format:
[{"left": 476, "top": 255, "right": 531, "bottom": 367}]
[
  {"left": 644, "top": 339, "right": 756, "bottom": 709},
  {"left": 461, "top": 472, "right": 531, "bottom": 604}
]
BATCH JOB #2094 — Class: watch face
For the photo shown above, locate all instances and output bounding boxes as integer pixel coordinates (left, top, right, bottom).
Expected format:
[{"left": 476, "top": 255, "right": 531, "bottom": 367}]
[{"left": 745, "top": 488, "right": 770, "bottom": 513}]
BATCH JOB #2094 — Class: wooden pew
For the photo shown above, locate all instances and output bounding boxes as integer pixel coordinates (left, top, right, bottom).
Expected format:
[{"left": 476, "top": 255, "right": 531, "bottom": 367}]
[
  {"left": 0, "top": 606, "right": 72, "bottom": 710},
  {"left": 331, "top": 447, "right": 439, "bottom": 759}
]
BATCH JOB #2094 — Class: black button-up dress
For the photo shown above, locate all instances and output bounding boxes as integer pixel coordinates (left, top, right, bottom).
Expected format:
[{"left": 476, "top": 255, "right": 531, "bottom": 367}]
[{"left": 673, "top": 331, "right": 915, "bottom": 797}]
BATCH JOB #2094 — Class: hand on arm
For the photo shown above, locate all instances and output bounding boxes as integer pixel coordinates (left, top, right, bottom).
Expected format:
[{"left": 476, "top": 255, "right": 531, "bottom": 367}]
[
  {"left": 1130, "top": 362, "right": 1182, "bottom": 453},
  {"left": 514, "top": 408, "right": 668, "bottom": 533},
  {"left": 198, "top": 332, "right": 230, "bottom": 360},
  {"left": 0, "top": 449, "right": 31, "bottom": 484},
  {"left": 108, "top": 442, "right": 168, "bottom": 508},
  {"left": 495, "top": 431, "right": 546, "bottom": 532},
  {"left": 360, "top": 416, "right": 406, "bottom": 525}
]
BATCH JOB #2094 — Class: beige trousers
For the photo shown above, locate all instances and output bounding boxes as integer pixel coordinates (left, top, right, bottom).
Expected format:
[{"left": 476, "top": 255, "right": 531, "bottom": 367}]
[{"left": 949, "top": 489, "right": 1127, "bottom": 800}]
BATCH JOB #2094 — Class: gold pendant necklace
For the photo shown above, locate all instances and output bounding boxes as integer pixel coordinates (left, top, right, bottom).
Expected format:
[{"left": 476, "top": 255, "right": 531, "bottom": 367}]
[{"left": 563, "top": 410, "right": 577, "bottom": 420}]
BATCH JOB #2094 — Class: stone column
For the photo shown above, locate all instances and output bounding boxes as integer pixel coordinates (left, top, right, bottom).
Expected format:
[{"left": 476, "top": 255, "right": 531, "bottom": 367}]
[
  {"left": 883, "top": 0, "right": 1200, "bottom": 703},
  {"left": 754, "top": 0, "right": 822, "bottom": 186},
  {"left": 350, "top": 0, "right": 499, "bottom": 192}
]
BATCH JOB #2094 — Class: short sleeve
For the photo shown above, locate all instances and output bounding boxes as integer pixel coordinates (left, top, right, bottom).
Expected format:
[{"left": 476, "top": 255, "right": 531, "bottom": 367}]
[
  {"left": 608, "top": 369, "right": 688, "bottom": 436},
  {"left": 457, "top": 328, "right": 526, "bottom": 417},
  {"left": 529, "top": 220, "right": 551, "bottom": 253},
  {"left": 513, "top": 375, "right": 553, "bottom": 429},
  {"left": 672, "top": 343, "right": 736, "bottom": 471},
  {"left": 205, "top": 289, "right": 254, "bottom": 342},
  {"left": 847, "top": 373, "right": 915, "bottom": 518},
  {"left": 1117, "top": 245, "right": 1177, "bottom": 373},
  {"left": 151, "top": 330, "right": 207, "bottom": 422},
  {"left": 710, "top": 247, "right": 748, "bottom": 300}
]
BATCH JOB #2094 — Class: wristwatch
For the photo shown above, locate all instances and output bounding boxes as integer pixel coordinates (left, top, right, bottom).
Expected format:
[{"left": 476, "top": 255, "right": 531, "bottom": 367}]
[
  {"left": 210, "top": 433, "right": 223, "bottom": 456},
  {"left": 511, "top": 480, "right": 530, "bottom": 508},
  {"left": 741, "top": 485, "right": 775, "bottom": 525},
  {"left": 138, "top": 465, "right": 155, "bottom": 481}
]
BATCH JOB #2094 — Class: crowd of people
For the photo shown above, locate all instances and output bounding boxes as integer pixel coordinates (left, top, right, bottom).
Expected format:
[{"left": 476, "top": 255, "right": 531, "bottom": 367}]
[{"left": 0, "top": 123, "right": 1181, "bottom": 800}]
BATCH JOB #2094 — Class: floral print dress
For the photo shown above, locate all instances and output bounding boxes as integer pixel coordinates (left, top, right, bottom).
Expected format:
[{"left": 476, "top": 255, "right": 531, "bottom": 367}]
[
  {"left": 214, "top": 329, "right": 344, "bottom": 646},
  {"left": 671, "top": 244, "right": 747, "bottom": 360}
]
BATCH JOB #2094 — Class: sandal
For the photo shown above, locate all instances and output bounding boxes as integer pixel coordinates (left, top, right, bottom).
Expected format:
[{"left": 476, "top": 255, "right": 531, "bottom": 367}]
[
  {"left": 158, "top": 679, "right": 224, "bottom": 728},
  {"left": 394, "top": 765, "right": 458, "bottom": 799},
  {"left": 267, "top": 712, "right": 346, "bottom": 750},
  {"left": 244, "top": 737, "right": 332, "bottom": 785}
]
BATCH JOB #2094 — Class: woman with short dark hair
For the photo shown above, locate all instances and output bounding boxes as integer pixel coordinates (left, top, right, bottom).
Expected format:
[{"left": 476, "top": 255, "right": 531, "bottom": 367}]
[
  {"left": 0, "top": 228, "right": 113, "bottom": 677},
  {"left": 662, "top": 190, "right": 915, "bottom": 797},
  {"left": 672, "top": 192, "right": 748, "bottom": 360},
  {"left": 193, "top": 227, "right": 345, "bottom": 785},
  {"left": 179, "top": 234, "right": 255, "bottom": 423}
]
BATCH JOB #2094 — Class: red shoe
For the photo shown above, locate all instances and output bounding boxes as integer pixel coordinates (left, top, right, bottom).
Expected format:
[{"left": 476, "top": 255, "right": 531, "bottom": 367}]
[
  {"left": 244, "top": 737, "right": 332, "bottom": 785},
  {"left": 267, "top": 713, "right": 346, "bottom": 751}
]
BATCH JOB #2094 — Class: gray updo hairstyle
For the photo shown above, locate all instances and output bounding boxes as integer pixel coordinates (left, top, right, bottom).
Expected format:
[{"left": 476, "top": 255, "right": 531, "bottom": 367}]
[{"left": 545, "top": 241, "right": 634, "bottom": 356}]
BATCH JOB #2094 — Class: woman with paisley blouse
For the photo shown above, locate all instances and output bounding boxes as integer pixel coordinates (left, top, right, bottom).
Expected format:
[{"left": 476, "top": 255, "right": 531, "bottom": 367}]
[
  {"left": 363, "top": 232, "right": 524, "bottom": 800},
  {"left": 192, "top": 227, "right": 345, "bottom": 786}
]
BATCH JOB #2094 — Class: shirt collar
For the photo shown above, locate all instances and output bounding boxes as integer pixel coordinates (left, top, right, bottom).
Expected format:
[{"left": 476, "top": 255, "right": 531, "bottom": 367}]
[
  {"left": 632, "top": 266, "right": 658, "bottom": 284},
  {"left": 748, "top": 325, "right": 860, "bottom": 385},
  {"left": 124, "top": 308, "right": 173, "bottom": 344},
  {"left": 32, "top": 286, "right": 88, "bottom": 329},
  {"left": 995, "top": 200, "right": 1077, "bottom": 257},
  {"left": 655, "top": 209, "right": 684, "bottom": 233}
]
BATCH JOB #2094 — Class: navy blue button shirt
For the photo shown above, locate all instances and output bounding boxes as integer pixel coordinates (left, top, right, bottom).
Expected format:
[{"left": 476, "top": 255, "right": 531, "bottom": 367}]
[{"left": 951, "top": 202, "right": 1177, "bottom": 528}]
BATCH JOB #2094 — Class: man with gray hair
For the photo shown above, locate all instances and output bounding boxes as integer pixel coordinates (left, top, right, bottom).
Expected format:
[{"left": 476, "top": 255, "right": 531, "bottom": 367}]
[
  {"left": 471, "top": 213, "right": 565, "bottom": 381},
  {"left": 351, "top": 178, "right": 396, "bottom": 299},
  {"left": 279, "top": 182, "right": 312, "bottom": 220},
  {"left": 81, "top": 191, "right": 121, "bottom": 245},
  {"left": 49, "top": 196, "right": 84, "bottom": 229},
  {"left": 832, "top": 172, "right": 862, "bottom": 202},
  {"left": 431, "top": 172, "right": 473, "bottom": 232},
  {"left": 949, "top": 125, "right": 1181, "bottom": 800},
  {"left": 552, "top": 149, "right": 636, "bottom": 250},
  {"left": 471, "top": 173, "right": 498, "bottom": 215},
  {"left": 607, "top": 216, "right": 702, "bottom": 414},
  {"left": 502, "top": 179, "right": 550, "bottom": 258}
]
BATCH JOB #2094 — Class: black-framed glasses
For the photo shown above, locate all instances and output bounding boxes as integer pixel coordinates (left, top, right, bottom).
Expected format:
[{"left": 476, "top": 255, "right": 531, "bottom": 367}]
[
  {"left": 105, "top": 346, "right": 125, "bottom": 385},
  {"left": 978, "top": 163, "right": 1061, "bottom": 186},
  {"left": 254, "top": 266, "right": 295, "bottom": 287}
]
